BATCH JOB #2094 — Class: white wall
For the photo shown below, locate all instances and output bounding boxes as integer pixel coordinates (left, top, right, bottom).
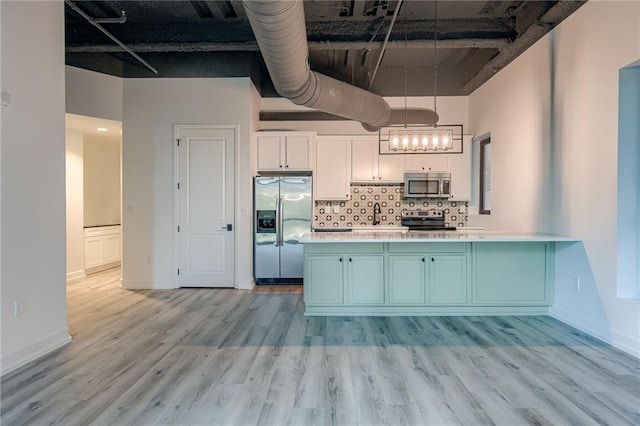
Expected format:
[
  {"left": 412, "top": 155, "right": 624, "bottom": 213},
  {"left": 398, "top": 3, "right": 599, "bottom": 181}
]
[
  {"left": 1, "top": 1, "right": 70, "bottom": 375},
  {"left": 66, "top": 66, "right": 123, "bottom": 121},
  {"left": 83, "top": 134, "right": 121, "bottom": 227},
  {"left": 121, "top": 78, "right": 253, "bottom": 289},
  {"left": 249, "top": 81, "right": 261, "bottom": 177},
  {"left": 469, "top": 1, "right": 640, "bottom": 357},
  {"left": 468, "top": 36, "right": 553, "bottom": 232},
  {"left": 66, "top": 129, "right": 84, "bottom": 280}
]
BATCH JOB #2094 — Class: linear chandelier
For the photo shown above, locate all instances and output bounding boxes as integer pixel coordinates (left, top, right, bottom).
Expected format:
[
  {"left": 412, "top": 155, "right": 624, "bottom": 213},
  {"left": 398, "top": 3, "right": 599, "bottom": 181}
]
[{"left": 379, "top": 124, "right": 463, "bottom": 154}]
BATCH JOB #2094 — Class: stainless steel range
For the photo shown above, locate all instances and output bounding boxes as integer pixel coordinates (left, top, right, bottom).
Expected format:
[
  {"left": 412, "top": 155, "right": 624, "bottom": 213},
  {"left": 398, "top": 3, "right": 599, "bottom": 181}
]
[{"left": 401, "top": 210, "right": 457, "bottom": 231}]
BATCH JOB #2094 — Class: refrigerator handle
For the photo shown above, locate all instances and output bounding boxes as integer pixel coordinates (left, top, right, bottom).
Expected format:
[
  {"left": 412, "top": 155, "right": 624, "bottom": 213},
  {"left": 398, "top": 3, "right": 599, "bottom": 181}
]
[{"left": 277, "top": 195, "right": 284, "bottom": 246}]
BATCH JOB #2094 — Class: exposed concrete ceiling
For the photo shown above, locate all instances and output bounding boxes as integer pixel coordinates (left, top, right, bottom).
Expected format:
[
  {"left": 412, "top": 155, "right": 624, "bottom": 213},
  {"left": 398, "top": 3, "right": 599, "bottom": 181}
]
[{"left": 65, "top": 0, "right": 586, "bottom": 97}]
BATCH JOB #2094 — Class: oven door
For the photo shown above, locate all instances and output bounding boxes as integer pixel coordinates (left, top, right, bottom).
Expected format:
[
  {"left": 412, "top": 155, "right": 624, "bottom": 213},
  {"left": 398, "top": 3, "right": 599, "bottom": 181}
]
[{"left": 405, "top": 178, "right": 441, "bottom": 197}]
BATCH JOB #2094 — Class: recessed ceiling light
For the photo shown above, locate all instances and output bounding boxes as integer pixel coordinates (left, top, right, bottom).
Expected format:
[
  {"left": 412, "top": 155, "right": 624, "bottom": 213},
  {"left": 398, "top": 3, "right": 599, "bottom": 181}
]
[{"left": 97, "top": 127, "right": 108, "bottom": 132}]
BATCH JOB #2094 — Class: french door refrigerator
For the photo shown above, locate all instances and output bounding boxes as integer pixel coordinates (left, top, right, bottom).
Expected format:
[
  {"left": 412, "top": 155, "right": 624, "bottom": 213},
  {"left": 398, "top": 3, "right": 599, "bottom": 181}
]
[{"left": 254, "top": 176, "right": 312, "bottom": 284}]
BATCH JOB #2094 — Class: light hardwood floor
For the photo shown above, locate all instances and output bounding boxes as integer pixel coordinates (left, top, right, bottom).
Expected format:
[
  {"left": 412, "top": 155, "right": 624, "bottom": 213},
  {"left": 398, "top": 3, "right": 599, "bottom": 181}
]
[{"left": 1, "top": 267, "right": 639, "bottom": 425}]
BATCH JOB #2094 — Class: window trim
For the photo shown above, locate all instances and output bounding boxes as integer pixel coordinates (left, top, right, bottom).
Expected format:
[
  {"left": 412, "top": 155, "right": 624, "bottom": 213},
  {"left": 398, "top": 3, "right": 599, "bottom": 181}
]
[{"left": 479, "top": 137, "right": 491, "bottom": 215}]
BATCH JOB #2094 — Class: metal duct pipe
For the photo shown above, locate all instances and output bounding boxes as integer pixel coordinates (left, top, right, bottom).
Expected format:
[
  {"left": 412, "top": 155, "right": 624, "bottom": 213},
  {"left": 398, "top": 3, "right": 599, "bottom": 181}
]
[
  {"left": 361, "top": 109, "right": 440, "bottom": 132},
  {"left": 243, "top": 0, "right": 391, "bottom": 128}
]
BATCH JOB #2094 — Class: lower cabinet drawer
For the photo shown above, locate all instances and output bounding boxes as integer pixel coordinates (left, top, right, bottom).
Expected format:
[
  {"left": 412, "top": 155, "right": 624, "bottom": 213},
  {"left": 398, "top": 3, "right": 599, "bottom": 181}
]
[{"left": 388, "top": 242, "right": 467, "bottom": 253}]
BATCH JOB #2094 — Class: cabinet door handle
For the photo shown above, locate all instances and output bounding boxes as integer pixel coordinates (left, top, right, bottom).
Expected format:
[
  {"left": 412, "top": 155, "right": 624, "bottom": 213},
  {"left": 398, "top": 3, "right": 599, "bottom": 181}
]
[
  {"left": 339, "top": 257, "right": 342, "bottom": 262},
  {"left": 431, "top": 257, "right": 435, "bottom": 262},
  {"left": 422, "top": 257, "right": 425, "bottom": 262},
  {"left": 279, "top": 165, "right": 283, "bottom": 168},
  {"left": 349, "top": 257, "right": 352, "bottom": 262}
]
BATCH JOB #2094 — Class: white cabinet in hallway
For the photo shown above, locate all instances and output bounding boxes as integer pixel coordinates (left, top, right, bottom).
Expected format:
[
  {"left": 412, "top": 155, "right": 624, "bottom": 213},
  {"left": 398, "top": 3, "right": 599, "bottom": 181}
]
[
  {"left": 315, "top": 136, "right": 351, "bottom": 200},
  {"left": 84, "top": 225, "right": 121, "bottom": 274},
  {"left": 351, "top": 136, "right": 404, "bottom": 183},
  {"left": 256, "top": 131, "right": 316, "bottom": 171}
]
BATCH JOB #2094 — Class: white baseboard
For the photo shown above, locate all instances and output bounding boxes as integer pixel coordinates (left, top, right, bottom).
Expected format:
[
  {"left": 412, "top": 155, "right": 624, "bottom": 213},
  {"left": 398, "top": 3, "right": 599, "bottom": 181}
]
[
  {"left": 66, "top": 270, "right": 86, "bottom": 281},
  {"left": 1, "top": 328, "right": 72, "bottom": 377},
  {"left": 549, "top": 306, "right": 640, "bottom": 359},
  {"left": 85, "top": 261, "right": 121, "bottom": 275},
  {"left": 236, "top": 279, "right": 254, "bottom": 290}
]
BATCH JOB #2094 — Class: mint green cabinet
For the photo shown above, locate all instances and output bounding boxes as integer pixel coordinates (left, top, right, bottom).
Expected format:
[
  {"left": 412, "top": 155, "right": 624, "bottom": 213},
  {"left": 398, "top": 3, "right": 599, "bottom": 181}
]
[
  {"left": 345, "top": 255, "right": 385, "bottom": 304},
  {"left": 304, "top": 243, "right": 384, "bottom": 306},
  {"left": 388, "top": 254, "right": 467, "bottom": 305},
  {"left": 303, "top": 241, "right": 553, "bottom": 315},
  {"left": 388, "top": 255, "right": 426, "bottom": 304},
  {"left": 429, "top": 255, "right": 467, "bottom": 304},
  {"left": 304, "top": 255, "right": 344, "bottom": 304},
  {"left": 473, "top": 242, "right": 551, "bottom": 305}
]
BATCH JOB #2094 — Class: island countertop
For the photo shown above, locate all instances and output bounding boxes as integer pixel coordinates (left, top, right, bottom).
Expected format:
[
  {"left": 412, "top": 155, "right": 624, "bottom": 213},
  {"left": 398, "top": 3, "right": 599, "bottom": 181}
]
[{"left": 301, "top": 230, "right": 580, "bottom": 243}]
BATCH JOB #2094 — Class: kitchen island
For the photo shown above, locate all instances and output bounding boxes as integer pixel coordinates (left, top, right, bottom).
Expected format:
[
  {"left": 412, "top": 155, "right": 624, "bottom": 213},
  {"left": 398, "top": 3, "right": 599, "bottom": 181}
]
[{"left": 301, "top": 230, "right": 579, "bottom": 316}]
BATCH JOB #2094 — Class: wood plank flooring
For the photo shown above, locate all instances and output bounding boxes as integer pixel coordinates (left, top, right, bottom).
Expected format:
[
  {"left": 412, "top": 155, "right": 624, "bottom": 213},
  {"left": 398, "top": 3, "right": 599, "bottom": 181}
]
[{"left": 1, "top": 267, "right": 639, "bottom": 425}]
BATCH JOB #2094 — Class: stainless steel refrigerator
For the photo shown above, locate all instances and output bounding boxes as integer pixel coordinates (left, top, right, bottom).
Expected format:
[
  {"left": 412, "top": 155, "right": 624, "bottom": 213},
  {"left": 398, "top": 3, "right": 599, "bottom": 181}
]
[{"left": 254, "top": 176, "right": 312, "bottom": 284}]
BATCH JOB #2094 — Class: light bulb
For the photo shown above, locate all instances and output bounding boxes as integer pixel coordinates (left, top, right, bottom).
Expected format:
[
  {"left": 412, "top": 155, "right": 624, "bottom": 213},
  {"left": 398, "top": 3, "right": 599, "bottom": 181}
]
[
  {"left": 412, "top": 135, "right": 419, "bottom": 150},
  {"left": 421, "top": 135, "right": 429, "bottom": 150},
  {"left": 391, "top": 135, "right": 399, "bottom": 151},
  {"left": 402, "top": 135, "right": 409, "bottom": 151},
  {"left": 432, "top": 135, "right": 439, "bottom": 150},
  {"left": 443, "top": 134, "right": 450, "bottom": 150}
]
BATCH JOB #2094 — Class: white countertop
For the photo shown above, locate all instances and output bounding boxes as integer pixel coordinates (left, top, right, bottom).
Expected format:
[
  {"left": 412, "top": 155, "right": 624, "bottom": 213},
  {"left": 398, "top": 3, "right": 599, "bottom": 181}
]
[{"left": 302, "top": 230, "right": 580, "bottom": 243}]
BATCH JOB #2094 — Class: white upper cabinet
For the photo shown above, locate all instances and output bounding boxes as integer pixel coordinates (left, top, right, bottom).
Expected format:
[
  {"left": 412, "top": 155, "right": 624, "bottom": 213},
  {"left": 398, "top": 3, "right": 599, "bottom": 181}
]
[
  {"left": 404, "top": 153, "right": 450, "bottom": 172},
  {"left": 256, "top": 131, "right": 316, "bottom": 171},
  {"left": 449, "top": 135, "right": 472, "bottom": 200},
  {"left": 378, "top": 154, "right": 405, "bottom": 182},
  {"left": 315, "top": 136, "right": 351, "bottom": 200},
  {"left": 256, "top": 134, "right": 282, "bottom": 170},
  {"left": 351, "top": 137, "right": 377, "bottom": 181},
  {"left": 351, "top": 136, "right": 404, "bottom": 183}
]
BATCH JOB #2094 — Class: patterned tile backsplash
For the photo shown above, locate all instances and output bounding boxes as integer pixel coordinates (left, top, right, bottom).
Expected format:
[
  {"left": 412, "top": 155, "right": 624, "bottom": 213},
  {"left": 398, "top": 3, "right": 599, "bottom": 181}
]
[{"left": 314, "top": 184, "right": 468, "bottom": 228}]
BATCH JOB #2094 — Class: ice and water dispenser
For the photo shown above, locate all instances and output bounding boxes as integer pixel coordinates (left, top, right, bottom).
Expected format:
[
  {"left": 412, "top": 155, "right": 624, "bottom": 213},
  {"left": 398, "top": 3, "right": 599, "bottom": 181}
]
[{"left": 256, "top": 210, "right": 276, "bottom": 234}]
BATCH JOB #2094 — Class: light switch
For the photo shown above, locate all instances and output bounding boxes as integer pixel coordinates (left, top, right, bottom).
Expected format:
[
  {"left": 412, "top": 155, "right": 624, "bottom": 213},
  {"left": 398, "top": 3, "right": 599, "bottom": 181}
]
[
  {"left": 1, "top": 90, "right": 12, "bottom": 107},
  {"left": 332, "top": 205, "right": 340, "bottom": 214}
]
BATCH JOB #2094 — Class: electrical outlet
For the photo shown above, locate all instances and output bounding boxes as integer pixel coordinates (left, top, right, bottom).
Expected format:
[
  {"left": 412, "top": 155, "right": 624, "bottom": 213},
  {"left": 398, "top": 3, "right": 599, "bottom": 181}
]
[
  {"left": 332, "top": 205, "right": 339, "bottom": 214},
  {"left": 571, "top": 277, "right": 581, "bottom": 290},
  {"left": 14, "top": 300, "right": 24, "bottom": 317}
]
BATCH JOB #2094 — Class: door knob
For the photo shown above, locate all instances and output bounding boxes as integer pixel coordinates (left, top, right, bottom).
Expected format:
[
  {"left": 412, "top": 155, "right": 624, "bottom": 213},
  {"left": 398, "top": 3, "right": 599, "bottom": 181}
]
[{"left": 221, "top": 224, "right": 233, "bottom": 231}]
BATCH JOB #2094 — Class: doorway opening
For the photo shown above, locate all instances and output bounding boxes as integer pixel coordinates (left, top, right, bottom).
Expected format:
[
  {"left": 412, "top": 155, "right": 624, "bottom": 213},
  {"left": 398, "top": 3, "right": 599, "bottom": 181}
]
[
  {"left": 616, "top": 61, "right": 640, "bottom": 299},
  {"left": 65, "top": 114, "right": 123, "bottom": 284}
]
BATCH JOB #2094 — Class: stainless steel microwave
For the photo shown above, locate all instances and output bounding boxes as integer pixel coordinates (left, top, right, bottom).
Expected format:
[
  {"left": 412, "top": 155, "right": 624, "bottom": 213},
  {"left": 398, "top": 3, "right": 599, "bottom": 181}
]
[{"left": 403, "top": 172, "right": 451, "bottom": 198}]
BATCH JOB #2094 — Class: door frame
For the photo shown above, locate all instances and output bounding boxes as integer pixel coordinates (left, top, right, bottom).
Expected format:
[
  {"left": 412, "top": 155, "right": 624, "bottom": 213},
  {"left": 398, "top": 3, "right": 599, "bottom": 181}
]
[{"left": 173, "top": 124, "right": 240, "bottom": 288}]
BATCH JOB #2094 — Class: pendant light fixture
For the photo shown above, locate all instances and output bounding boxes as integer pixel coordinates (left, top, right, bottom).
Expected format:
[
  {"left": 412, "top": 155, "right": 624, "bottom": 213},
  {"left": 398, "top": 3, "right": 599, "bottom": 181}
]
[{"left": 380, "top": 0, "right": 463, "bottom": 155}]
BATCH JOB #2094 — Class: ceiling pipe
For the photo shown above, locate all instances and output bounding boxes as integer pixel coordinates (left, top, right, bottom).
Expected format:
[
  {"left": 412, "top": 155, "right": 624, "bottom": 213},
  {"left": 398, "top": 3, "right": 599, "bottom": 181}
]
[
  {"left": 93, "top": 10, "right": 127, "bottom": 24},
  {"left": 368, "top": 0, "right": 403, "bottom": 89},
  {"left": 242, "top": 0, "right": 391, "bottom": 128},
  {"left": 361, "top": 109, "right": 439, "bottom": 132},
  {"left": 65, "top": 1, "right": 157, "bottom": 74}
]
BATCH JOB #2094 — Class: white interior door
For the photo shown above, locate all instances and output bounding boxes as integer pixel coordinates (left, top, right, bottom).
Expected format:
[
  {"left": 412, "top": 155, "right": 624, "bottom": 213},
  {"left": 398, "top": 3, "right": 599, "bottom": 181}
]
[{"left": 176, "top": 126, "right": 235, "bottom": 287}]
